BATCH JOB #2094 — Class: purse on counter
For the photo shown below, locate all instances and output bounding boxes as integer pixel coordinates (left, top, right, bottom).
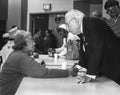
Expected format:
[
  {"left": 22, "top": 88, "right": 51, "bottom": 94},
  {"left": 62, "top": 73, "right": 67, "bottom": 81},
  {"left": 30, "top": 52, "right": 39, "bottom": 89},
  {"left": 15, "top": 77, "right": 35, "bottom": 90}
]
[{"left": 65, "top": 40, "right": 80, "bottom": 60}]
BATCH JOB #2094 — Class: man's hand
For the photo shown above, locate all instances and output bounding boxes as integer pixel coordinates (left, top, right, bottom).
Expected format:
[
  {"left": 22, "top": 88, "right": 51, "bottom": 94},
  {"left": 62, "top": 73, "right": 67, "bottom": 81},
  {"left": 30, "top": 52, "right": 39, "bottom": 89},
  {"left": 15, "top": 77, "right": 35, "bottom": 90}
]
[
  {"left": 73, "top": 63, "right": 87, "bottom": 72},
  {"left": 77, "top": 76, "right": 93, "bottom": 84}
]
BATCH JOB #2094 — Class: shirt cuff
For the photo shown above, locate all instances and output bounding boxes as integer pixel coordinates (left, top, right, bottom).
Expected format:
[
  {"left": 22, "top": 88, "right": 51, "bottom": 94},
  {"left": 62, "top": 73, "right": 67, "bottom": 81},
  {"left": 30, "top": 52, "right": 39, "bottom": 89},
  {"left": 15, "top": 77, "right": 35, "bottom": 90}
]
[{"left": 86, "top": 74, "right": 96, "bottom": 79}]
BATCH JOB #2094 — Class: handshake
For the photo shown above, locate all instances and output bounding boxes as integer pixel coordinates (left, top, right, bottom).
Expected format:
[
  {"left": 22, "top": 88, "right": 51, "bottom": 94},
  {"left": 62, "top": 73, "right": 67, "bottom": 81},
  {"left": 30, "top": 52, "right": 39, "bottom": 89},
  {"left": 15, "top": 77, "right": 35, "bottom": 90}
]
[
  {"left": 68, "top": 63, "right": 82, "bottom": 77},
  {"left": 70, "top": 63, "right": 95, "bottom": 84},
  {"left": 68, "top": 63, "right": 87, "bottom": 77}
]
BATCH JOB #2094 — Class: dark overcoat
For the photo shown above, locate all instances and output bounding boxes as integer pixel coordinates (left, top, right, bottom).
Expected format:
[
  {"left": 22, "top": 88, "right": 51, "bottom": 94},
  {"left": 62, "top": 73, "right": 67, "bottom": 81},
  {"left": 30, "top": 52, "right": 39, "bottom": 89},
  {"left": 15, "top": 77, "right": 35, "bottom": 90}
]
[{"left": 78, "top": 17, "right": 120, "bottom": 85}]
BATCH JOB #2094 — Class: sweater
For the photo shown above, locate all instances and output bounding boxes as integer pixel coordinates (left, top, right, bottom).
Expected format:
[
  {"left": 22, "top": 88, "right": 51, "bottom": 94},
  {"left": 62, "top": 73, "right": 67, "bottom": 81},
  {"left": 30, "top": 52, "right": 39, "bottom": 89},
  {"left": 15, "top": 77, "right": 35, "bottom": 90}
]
[{"left": 0, "top": 50, "right": 69, "bottom": 95}]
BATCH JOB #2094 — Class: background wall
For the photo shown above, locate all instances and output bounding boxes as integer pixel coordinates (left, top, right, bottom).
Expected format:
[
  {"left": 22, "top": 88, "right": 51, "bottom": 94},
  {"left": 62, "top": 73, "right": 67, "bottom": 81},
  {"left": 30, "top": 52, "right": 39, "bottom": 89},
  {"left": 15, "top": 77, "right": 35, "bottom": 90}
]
[
  {"left": 21, "top": 0, "right": 28, "bottom": 30},
  {"left": 74, "top": 1, "right": 102, "bottom": 16},
  {"left": 0, "top": 0, "right": 8, "bottom": 20},
  {"left": 74, "top": 1, "right": 90, "bottom": 16},
  {"left": 0, "top": 0, "right": 8, "bottom": 36},
  {"left": 7, "top": 0, "right": 21, "bottom": 31},
  {"left": 27, "top": 0, "right": 73, "bottom": 31}
]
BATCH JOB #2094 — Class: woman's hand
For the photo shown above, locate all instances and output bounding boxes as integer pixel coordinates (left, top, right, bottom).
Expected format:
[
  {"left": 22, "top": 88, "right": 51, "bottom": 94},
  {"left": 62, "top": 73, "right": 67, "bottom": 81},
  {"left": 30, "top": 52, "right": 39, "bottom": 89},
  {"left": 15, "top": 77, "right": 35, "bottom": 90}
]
[{"left": 68, "top": 66, "right": 79, "bottom": 77}]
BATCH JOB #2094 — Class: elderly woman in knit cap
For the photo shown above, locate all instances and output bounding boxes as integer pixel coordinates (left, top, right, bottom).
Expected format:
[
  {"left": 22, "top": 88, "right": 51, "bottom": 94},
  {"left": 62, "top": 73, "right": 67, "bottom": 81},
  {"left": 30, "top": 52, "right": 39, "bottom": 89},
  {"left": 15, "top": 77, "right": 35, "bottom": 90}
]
[{"left": 0, "top": 30, "right": 79, "bottom": 95}]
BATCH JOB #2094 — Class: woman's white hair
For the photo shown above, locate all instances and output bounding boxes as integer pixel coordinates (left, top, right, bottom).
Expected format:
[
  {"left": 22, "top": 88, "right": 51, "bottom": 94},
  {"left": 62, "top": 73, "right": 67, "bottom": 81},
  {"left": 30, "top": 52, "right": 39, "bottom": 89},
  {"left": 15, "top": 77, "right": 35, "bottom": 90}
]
[{"left": 65, "top": 9, "right": 85, "bottom": 25}]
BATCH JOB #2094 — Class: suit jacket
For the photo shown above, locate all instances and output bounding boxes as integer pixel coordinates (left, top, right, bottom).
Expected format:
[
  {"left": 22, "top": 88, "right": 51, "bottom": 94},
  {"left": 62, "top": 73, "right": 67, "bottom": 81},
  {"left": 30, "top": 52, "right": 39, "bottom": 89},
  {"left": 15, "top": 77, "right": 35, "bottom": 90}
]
[{"left": 78, "top": 17, "right": 120, "bottom": 85}]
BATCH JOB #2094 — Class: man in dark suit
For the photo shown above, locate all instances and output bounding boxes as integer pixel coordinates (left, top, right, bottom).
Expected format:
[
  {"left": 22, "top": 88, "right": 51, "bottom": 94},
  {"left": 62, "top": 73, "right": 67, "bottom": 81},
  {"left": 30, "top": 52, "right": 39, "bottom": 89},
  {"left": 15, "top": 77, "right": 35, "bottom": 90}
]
[{"left": 65, "top": 9, "right": 120, "bottom": 84}]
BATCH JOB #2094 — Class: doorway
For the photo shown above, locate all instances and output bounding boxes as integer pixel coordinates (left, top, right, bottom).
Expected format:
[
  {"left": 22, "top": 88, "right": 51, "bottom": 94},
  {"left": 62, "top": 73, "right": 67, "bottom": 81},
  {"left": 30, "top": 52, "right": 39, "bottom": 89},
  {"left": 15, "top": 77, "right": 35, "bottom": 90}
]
[
  {"left": 30, "top": 14, "right": 49, "bottom": 36},
  {"left": 29, "top": 11, "right": 67, "bottom": 47}
]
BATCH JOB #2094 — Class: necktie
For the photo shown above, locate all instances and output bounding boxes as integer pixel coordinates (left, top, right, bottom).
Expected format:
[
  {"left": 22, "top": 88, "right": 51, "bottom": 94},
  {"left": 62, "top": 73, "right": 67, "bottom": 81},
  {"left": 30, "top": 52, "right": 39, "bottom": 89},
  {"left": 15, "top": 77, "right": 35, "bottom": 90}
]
[{"left": 79, "top": 33, "right": 84, "bottom": 50}]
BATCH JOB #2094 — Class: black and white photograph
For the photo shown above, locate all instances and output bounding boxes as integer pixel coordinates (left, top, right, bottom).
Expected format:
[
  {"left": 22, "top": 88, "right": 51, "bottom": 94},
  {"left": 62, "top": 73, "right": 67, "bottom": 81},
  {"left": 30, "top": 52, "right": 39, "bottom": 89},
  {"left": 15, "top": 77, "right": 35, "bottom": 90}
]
[{"left": 0, "top": 0, "right": 120, "bottom": 95}]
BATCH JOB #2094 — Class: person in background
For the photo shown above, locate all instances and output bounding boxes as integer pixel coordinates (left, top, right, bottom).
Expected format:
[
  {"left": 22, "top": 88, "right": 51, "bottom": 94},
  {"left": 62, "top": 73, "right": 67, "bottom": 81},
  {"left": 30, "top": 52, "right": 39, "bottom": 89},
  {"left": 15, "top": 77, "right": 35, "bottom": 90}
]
[
  {"left": 33, "top": 29, "right": 44, "bottom": 54},
  {"left": 91, "top": 11, "right": 102, "bottom": 18},
  {"left": 0, "top": 30, "right": 78, "bottom": 95},
  {"left": 0, "top": 25, "right": 21, "bottom": 69},
  {"left": 104, "top": 0, "right": 120, "bottom": 38},
  {"left": 91, "top": 11, "right": 108, "bottom": 23},
  {"left": 65, "top": 9, "right": 120, "bottom": 85},
  {"left": 55, "top": 24, "right": 68, "bottom": 58},
  {"left": 55, "top": 24, "right": 80, "bottom": 58},
  {"left": 44, "top": 29, "right": 57, "bottom": 54}
]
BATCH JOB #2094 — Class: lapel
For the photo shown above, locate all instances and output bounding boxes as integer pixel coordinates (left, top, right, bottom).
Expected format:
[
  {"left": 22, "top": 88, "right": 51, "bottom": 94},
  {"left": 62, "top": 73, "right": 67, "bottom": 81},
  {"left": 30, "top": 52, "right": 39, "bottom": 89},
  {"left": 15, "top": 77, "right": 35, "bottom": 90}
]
[
  {"left": 82, "top": 17, "right": 93, "bottom": 47},
  {"left": 82, "top": 17, "right": 88, "bottom": 46}
]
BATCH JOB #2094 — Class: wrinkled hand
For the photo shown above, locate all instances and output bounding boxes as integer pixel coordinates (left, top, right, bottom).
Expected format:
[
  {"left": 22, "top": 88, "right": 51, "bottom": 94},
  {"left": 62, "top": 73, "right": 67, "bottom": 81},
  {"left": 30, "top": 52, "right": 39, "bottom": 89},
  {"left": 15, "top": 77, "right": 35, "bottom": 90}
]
[
  {"left": 77, "top": 76, "right": 93, "bottom": 84},
  {"left": 68, "top": 67, "right": 79, "bottom": 77}
]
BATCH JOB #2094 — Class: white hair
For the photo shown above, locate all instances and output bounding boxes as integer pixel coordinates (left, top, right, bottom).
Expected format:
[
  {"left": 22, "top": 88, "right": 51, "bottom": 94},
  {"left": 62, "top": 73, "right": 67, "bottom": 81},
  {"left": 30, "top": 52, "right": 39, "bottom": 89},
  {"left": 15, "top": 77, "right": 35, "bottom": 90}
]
[{"left": 65, "top": 9, "right": 85, "bottom": 25}]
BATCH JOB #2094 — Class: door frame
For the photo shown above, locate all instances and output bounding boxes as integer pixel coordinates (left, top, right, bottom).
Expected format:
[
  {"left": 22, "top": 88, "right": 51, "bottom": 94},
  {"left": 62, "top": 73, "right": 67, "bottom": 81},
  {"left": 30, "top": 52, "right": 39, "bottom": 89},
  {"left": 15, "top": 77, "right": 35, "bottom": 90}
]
[{"left": 29, "top": 11, "right": 67, "bottom": 35}]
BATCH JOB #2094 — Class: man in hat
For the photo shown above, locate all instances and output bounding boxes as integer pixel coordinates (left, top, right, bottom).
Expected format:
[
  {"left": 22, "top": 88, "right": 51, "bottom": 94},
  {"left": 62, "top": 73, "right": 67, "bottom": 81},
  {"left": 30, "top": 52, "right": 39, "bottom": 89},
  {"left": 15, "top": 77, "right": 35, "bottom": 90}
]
[
  {"left": 0, "top": 26, "right": 21, "bottom": 69},
  {"left": 104, "top": 0, "right": 120, "bottom": 38}
]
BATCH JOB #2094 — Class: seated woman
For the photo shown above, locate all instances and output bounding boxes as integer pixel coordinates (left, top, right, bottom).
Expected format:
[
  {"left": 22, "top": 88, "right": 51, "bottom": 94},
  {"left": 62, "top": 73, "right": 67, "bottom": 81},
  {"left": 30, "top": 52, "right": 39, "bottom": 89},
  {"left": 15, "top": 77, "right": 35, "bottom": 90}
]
[
  {"left": 55, "top": 24, "right": 80, "bottom": 59},
  {"left": 0, "top": 30, "right": 78, "bottom": 95}
]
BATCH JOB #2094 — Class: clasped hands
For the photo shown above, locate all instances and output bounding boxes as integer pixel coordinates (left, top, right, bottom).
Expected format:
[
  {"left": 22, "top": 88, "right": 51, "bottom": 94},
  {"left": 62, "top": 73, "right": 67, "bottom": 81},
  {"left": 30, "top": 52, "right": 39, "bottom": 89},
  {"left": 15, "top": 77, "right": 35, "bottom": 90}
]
[
  {"left": 69, "top": 63, "right": 94, "bottom": 84},
  {"left": 76, "top": 75, "right": 93, "bottom": 84}
]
